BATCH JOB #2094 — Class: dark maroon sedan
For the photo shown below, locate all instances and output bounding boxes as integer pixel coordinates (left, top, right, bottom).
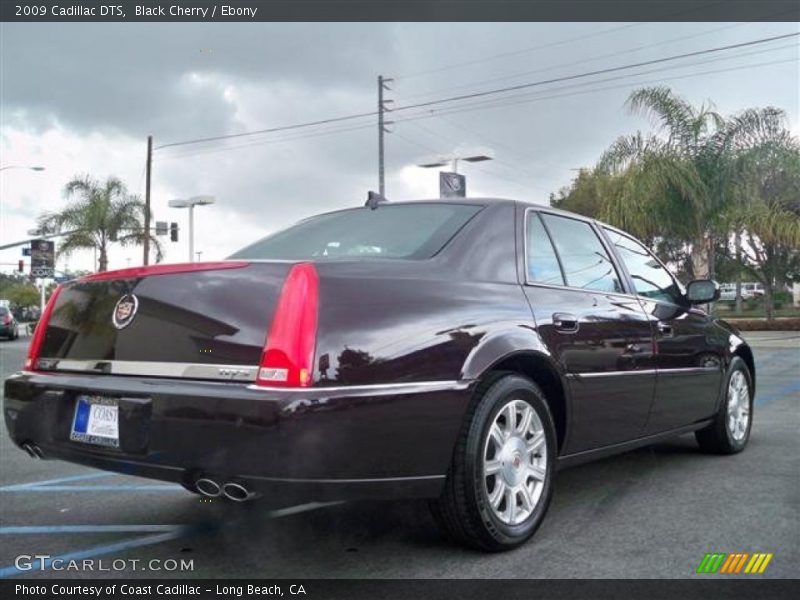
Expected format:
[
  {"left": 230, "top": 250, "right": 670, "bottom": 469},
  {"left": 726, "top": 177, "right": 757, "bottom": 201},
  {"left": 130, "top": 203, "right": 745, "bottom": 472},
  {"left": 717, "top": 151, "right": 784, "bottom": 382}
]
[{"left": 4, "top": 199, "right": 754, "bottom": 551}]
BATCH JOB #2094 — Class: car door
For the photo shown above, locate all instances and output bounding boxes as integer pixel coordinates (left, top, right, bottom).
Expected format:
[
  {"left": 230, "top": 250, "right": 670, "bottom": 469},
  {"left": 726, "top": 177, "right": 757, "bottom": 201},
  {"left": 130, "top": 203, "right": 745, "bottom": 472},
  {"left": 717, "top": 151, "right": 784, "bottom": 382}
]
[
  {"left": 601, "top": 228, "right": 725, "bottom": 433},
  {"left": 522, "top": 209, "right": 656, "bottom": 454}
]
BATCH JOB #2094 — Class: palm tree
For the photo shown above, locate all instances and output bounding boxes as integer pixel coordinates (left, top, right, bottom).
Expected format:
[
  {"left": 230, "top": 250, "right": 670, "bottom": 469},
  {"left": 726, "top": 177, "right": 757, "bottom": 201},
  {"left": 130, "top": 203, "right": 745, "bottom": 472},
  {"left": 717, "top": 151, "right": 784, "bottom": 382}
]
[
  {"left": 596, "top": 87, "right": 732, "bottom": 279},
  {"left": 38, "top": 175, "right": 161, "bottom": 272},
  {"left": 721, "top": 109, "right": 800, "bottom": 319}
]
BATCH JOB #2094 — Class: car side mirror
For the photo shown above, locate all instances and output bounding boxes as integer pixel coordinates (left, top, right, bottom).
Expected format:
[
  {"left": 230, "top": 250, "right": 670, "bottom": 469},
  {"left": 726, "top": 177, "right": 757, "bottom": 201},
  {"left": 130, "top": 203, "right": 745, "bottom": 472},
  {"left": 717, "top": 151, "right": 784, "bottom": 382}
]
[{"left": 686, "top": 279, "right": 720, "bottom": 304}]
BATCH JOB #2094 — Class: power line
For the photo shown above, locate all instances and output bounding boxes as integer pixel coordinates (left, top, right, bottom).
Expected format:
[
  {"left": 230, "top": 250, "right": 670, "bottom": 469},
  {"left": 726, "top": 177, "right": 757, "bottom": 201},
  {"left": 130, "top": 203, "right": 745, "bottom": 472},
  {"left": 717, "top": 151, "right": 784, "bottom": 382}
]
[
  {"left": 396, "top": 21, "right": 793, "bottom": 103},
  {"left": 154, "top": 110, "right": 376, "bottom": 151},
  {"left": 156, "top": 55, "right": 796, "bottom": 163},
  {"left": 392, "top": 33, "right": 799, "bottom": 115},
  {"left": 394, "top": 22, "right": 647, "bottom": 80},
  {"left": 154, "top": 32, "right": 797, "bottom": 154},
  {"left": 154, "top": 122, "right": 376, "bottom": 161},
  {"left": 391, "top": 57, "right": 798, "bottom": 127}
]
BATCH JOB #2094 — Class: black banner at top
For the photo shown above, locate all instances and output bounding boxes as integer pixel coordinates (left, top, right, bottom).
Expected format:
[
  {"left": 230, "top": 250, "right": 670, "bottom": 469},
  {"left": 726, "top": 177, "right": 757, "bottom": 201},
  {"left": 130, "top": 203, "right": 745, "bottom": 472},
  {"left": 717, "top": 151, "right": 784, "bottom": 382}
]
[{"left": 2, "top": 0, "right": 800, "bottom": 22}]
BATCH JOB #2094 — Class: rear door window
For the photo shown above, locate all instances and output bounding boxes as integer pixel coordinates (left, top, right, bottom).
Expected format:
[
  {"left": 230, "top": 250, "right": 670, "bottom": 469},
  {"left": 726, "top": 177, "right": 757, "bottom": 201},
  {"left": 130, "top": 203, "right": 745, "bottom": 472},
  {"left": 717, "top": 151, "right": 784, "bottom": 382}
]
[
  {"left": 525, "top": 212, "right": 565, "bottom": 286},
  {"left": 539, "top": 214, "right": 623, "bottom": 293}
]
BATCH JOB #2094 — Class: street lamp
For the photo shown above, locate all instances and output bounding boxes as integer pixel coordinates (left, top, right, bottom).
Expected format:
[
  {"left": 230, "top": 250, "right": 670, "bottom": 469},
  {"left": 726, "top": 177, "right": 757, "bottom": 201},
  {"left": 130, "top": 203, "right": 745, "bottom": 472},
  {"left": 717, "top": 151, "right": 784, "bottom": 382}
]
[
  {"left": 417, "top": 146, "right": 494, "bottom": 174},
  {"left": 416, "top": 146, "right": 494, "bottom": 198},
  {"left": 0, "top": 165, "right": 45, "bottom": 172},
  {"left": 168, "top": 195, "right": 215, "bottom": 262}
]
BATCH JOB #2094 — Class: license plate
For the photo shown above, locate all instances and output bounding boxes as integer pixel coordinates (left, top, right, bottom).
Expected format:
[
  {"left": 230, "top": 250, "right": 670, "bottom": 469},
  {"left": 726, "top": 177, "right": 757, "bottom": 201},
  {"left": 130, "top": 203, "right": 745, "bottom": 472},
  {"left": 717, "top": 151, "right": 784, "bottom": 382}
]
[{"left": 70, "top": 395, "right": 119, "bottom": 447}]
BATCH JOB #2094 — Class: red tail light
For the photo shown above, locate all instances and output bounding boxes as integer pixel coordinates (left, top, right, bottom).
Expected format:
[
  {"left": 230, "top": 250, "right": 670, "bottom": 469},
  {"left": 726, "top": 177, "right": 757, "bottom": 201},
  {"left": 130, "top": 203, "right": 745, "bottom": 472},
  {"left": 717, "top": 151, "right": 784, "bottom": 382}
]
[
  {"left": 256, "top": 263, "right": 319, "bottom": 388},
  {"left": 25, "top": 284, "right": 63, "bottom": 371},
  {"left": 3, "top": 314, "right": 11, "bottom": 325}
]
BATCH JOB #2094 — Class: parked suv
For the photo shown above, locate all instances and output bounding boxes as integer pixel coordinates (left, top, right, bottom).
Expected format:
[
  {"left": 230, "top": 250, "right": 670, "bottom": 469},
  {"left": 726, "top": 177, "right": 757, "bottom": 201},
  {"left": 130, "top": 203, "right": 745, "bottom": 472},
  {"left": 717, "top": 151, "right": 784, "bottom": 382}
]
[{"left": 4, "top": 199, "right": 754, "bottom": 551}]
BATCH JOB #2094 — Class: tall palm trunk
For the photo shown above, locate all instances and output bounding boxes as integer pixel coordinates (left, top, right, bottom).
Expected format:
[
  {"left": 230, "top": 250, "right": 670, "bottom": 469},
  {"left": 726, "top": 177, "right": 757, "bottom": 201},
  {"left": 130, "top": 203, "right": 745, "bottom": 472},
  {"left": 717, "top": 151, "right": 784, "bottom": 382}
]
[
  {"left": 734, "top": 231, "right": 743, "bottom": 315},
  {"left": 690, "top": 234, "right": 712, "bottom": 279},
  {"left": 98, "top": 244, "right": 109, "bottom": 272}
]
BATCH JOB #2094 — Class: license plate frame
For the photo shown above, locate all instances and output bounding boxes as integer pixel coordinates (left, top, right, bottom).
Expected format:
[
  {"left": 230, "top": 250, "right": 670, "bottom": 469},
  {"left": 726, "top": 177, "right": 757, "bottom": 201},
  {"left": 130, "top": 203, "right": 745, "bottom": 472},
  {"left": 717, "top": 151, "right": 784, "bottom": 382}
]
[{"left": 70, "top": 395, "right": 120, "bottom": 448}]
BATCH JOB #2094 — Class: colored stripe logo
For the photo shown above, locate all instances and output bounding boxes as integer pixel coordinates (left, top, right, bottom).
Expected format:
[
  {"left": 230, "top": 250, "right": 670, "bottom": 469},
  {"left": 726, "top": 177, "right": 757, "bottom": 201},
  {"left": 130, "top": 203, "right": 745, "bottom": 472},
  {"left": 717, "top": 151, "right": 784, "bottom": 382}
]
[{"left": 696, "top": 552, "right": 773, "bottom": 574}]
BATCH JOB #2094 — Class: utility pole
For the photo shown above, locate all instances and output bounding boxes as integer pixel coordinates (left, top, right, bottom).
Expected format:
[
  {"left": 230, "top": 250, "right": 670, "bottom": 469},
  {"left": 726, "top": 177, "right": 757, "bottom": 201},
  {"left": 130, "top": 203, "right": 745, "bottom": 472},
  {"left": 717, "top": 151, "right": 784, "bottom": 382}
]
[
  {"left": 143, "top": 135, "right": 153, "bottom": 265},
  {"left": 377, "top": 76, "right": 393, "bottom": 197}
]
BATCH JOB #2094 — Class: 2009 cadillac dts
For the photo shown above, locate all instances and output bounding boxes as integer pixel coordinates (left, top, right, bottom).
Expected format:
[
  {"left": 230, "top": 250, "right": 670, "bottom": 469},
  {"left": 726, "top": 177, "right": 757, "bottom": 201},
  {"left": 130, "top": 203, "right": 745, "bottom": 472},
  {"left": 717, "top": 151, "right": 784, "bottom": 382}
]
[{"left": 4, "top": 199, "right": 755, "bottom": 551}]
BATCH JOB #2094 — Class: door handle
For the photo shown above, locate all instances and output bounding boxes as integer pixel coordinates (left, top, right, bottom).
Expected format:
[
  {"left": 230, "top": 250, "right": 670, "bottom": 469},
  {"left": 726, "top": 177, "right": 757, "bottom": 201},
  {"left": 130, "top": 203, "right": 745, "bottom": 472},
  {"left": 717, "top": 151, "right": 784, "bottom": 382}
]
[
  {"left": 657, "top": 321, "right": 673, "bottom": 337},
  {"left": 553, "top": 313, "right": 579, "bottom": 333}
]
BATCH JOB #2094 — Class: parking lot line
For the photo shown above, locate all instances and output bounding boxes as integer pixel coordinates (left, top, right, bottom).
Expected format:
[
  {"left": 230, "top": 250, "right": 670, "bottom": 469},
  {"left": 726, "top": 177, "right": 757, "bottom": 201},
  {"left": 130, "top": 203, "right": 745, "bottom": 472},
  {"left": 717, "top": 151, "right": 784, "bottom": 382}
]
[
  {"left": 0, "top": 528, "right": 190, "bottom": 579},
  {"left": 1, "top": 525, "right": 182, "bottom": 534},
  {"left": 0, "top": 472, "right": 113, "bottom": 491}
]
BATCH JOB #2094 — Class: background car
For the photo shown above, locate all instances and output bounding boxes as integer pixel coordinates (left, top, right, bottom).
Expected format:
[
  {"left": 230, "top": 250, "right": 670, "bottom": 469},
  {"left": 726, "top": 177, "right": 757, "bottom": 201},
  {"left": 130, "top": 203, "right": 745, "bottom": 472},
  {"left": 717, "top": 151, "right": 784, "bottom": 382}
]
[{"left": 0, "top": 306, "right": 19, "bottom": 340}]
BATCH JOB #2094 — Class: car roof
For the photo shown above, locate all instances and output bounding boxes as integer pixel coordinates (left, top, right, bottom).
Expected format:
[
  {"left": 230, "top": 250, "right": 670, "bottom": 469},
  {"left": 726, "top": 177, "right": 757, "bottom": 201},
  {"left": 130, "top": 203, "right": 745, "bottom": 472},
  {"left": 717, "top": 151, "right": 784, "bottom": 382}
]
[{"left": 393, "top": 197, "right": 610, "bottom": 228}]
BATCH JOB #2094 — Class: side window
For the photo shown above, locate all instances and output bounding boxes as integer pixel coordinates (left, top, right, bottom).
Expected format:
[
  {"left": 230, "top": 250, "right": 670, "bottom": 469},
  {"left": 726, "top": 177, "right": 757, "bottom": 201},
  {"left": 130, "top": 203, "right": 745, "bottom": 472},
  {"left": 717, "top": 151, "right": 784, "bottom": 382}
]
[
  {"left": 540, "top": 214, "right": 623, "bottom": 293},
  {"left": 604, "top": 229, "right": 683, "bottom": 304},
  {"left": 526, "top": 212, "right": 565, "bottom": 286}
]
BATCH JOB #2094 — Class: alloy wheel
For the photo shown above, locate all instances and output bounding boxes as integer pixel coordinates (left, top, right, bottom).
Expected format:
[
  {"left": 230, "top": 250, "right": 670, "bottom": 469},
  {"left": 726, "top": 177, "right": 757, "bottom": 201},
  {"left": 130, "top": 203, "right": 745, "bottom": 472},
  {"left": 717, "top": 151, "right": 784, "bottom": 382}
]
[{"left": 483, "top": 399, "right": 547, "bottom": 525}]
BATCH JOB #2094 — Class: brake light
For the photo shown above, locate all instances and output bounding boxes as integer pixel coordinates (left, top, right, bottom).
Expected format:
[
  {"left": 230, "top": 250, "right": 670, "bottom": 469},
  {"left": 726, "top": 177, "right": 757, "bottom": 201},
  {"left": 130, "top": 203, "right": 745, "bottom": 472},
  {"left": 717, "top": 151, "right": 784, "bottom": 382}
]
[
  {"left": 3, "top": 314, "right": 11, "bottom": 325},
  {"left": 25, "top": 284, "right": 63, "bottom": 371},
  {"left": 256, "top": 263, "right": 319, "bottom": 388}
]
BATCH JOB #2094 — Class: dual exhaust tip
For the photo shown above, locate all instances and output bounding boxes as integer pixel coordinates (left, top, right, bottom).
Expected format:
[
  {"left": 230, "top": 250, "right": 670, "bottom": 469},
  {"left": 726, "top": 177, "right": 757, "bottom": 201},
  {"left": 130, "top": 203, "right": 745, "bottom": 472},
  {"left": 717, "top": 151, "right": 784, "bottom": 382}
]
[
  {"left": 22, "top": 442, "right": 43, "bottom": 459},
  {"left": 195, "top": 477, "right": 257, "bottom": 502},
  {"left": 21, "top": 445, "right": 253, "bottom": 502}
]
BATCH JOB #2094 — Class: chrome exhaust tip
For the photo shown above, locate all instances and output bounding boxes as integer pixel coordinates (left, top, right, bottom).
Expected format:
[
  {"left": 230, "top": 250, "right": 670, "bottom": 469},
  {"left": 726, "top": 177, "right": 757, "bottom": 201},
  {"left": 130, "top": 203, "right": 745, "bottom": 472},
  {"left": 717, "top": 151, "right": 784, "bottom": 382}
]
[
  {"left": 222, "top": 481, "right": 257, "bottom": 502},
  {"left": 22, "top": 443, "right": 41, "bottom": 459},
  {"left": 195, "top": 477, "right": 222, "bottom": 497}
]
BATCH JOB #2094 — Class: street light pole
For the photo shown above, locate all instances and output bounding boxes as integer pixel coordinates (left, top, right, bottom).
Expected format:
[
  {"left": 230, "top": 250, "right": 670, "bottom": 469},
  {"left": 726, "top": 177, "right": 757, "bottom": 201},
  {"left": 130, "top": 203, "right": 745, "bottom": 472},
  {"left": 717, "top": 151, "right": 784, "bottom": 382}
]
[
  {"left": 188, "top": 204, "right": 195, "bottom": 262},
  {"left": 168, "top": 196, "right": 214, "bottom": 263}
]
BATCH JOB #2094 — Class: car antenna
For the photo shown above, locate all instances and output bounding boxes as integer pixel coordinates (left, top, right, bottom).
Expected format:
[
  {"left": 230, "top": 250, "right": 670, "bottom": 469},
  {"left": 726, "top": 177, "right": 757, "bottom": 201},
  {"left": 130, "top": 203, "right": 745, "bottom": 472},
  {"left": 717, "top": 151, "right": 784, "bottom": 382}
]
[{"left": 365, "top": 190, "right": 388, "bottom": 210}]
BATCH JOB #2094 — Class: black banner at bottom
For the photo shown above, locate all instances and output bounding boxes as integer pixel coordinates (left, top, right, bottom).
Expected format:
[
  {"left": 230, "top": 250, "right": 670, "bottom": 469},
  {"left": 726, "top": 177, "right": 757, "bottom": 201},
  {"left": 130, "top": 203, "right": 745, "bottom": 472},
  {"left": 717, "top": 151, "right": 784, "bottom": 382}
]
[{"left": 2, "top": 579, "right": 798, "bottom": 600}]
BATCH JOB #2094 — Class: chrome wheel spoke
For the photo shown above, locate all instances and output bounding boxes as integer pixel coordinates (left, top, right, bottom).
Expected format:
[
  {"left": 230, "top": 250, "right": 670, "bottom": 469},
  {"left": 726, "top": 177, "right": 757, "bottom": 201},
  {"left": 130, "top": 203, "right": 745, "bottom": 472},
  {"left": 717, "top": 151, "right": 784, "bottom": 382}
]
[
  {"left": 526, "top": 432, "right": 545, "bottom": 455},
  {"left": 528, "top": 464, "right": 546, "bottom": 481},
  {"left": 484, "top": 459, "right": 502, "bottom": 476},
  {"left": 504, "top": 487, "right": 517, "bottom": 523},
  {"left": 501, "top": 403, "right": 516, "bottom": 435},
  {"left": 517, "top": 405, "right": 533, "bottom": 435},
  {"left": 488, "top": 480, "right": 505, "bottom": 508},
  {"left": 489, "top": 423, "right": 504, "bottom": 446},
  {"left": 521, "top": 483, "right": 538, "bottom": 513}
]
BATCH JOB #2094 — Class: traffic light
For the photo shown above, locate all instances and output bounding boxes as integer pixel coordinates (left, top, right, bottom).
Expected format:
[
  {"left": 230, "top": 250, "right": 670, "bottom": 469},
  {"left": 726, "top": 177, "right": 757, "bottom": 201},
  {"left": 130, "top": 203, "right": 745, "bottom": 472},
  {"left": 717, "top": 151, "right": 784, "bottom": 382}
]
[
  {"left": 170, "top": 222, "right": 179, "bottom": 242},
  {"left": 18, "top": 260, "right": 24, "bottom": 273}
]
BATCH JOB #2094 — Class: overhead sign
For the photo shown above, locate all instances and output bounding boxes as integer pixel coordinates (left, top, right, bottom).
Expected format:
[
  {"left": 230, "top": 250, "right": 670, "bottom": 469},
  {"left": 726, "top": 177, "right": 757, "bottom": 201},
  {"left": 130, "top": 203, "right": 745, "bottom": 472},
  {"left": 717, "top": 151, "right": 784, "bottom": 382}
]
[
  {"left": 30, "top": 239, "right": 55, "bottom": 279},
  {"left": 155, "top": 221, "right": 168, "bottom": 236},
  {"left": 440, "top": 171, "right": 466, "bottom": 198}
]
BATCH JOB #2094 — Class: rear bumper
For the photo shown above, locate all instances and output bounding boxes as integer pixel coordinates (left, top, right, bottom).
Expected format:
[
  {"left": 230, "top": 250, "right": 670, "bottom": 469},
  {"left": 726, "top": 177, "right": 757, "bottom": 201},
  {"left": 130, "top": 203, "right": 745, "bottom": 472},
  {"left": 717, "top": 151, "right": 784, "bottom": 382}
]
[{"left": 3, "top": 371, "right": 474, "bottom": 501}]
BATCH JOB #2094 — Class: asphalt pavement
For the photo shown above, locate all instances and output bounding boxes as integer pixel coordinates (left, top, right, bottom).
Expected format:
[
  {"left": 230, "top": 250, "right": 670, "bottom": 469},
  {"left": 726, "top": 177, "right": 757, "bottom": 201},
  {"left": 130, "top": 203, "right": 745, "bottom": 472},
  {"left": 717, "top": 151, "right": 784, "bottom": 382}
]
[{"left": 0, "top": 331, "right": 798, "bottom": 579}]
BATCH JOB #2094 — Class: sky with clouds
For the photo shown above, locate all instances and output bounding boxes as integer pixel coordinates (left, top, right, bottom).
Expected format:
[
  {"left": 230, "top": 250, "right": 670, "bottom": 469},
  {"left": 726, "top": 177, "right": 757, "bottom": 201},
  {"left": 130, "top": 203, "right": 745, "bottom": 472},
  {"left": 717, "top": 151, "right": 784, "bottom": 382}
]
[{"left": 1, "top": 21, "right": 797, "bottom": 274}]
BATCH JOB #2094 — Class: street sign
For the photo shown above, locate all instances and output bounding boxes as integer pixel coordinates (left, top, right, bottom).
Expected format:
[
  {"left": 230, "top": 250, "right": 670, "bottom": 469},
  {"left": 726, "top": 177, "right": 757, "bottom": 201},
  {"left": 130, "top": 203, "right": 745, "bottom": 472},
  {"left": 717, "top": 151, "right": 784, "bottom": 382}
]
[
  {"left": 155, "top": 221, "right": 168, "bottom": 235},
  {"left": 440, "top": 171, "right": 466, "bottom": 198},
  {"left": 30, "top": 239, "right": 55, "bottom": 279}
]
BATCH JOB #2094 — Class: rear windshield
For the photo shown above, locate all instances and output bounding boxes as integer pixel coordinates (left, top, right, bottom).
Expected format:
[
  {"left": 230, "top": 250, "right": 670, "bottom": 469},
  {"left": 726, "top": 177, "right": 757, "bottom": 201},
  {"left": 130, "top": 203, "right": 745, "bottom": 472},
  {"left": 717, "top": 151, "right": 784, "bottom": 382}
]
[
  {"left": 0, "top": 307, "right": 8, "bottom": 315},
  {"left": 229, "top": 203, "right": 483, "bottom": 260}
]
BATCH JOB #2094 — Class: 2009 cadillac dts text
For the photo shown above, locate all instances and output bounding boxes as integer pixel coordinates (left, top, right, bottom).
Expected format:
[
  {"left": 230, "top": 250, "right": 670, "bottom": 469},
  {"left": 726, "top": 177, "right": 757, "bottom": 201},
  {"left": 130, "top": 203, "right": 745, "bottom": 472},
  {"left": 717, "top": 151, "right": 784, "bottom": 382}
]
[{"left": 4, "top": 199, "right": 755, "bottom": 551}]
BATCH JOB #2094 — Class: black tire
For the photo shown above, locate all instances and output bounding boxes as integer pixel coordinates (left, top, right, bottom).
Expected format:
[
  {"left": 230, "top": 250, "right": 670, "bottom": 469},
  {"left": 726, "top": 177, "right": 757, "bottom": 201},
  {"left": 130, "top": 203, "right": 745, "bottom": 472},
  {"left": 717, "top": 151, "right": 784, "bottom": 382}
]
[
  {"left": 695, "top": 357, "right": 753, "bottom": 454},
  {"left": 430, "top": 373, "right": 556, "bottom": 552}
]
